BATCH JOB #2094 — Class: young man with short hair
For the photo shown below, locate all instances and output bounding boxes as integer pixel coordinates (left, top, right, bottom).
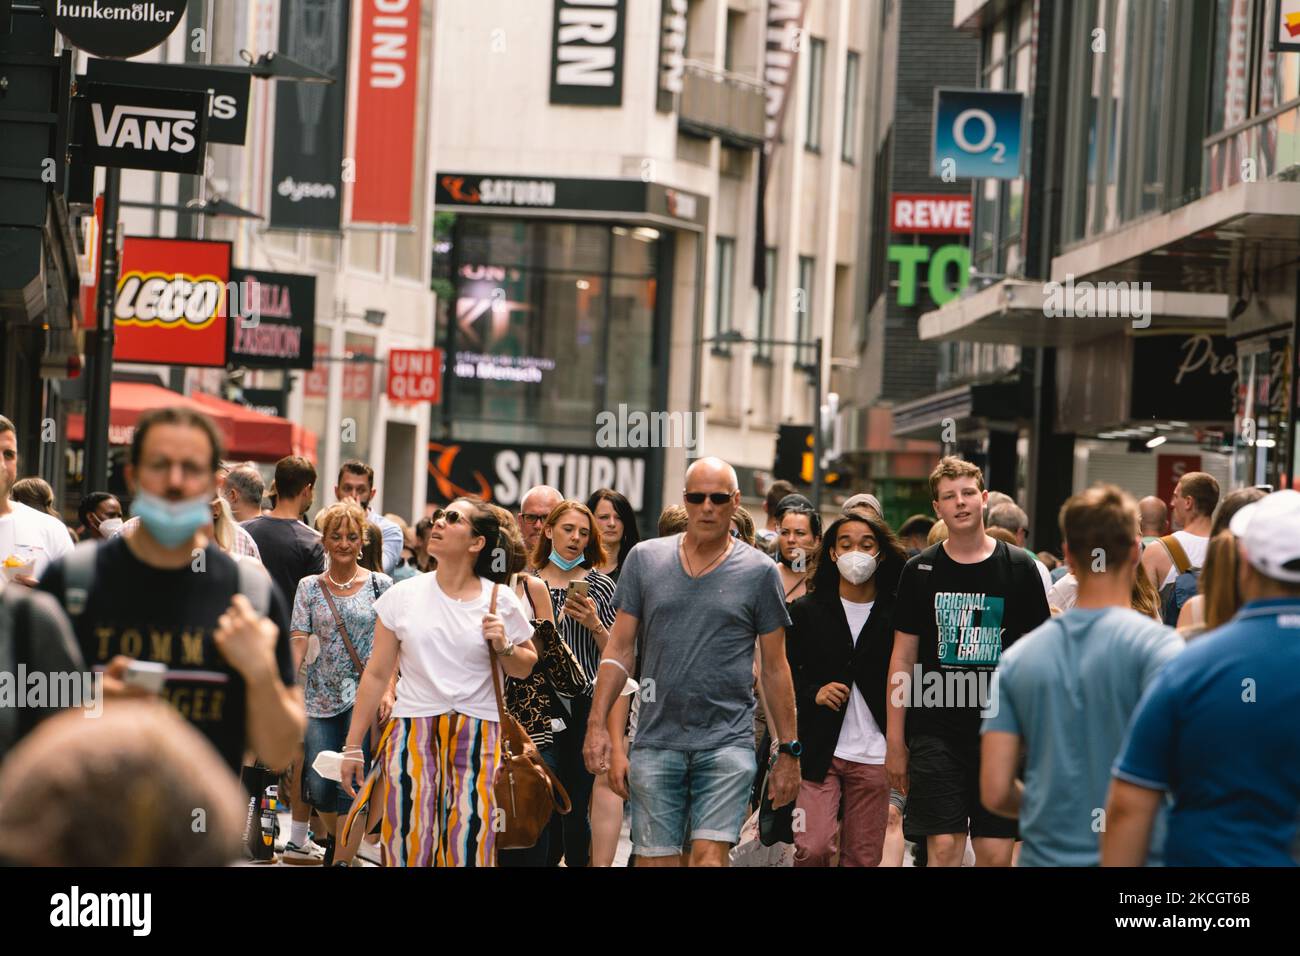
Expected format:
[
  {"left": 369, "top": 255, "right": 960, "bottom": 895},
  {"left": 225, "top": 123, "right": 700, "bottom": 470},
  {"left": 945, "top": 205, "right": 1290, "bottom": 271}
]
[
  {"left": 243, "top": 456, "right": 325, "bottom": 611},
  {"left": 335, "top": 460, "right": 402, "bottom": 575},
  {"left": 1139, "top": 471, "right": 1218, "bottom": 593},
  {"left": 1105, "top": 490, "right": 1300, "bottom": 866},
  {"left": 886, "top": 457, "right": 1050, "bottom": 867},
  {"left": 0, "top": 415, "right": 73, "bottom": 585},
  {"left": 38, "top": 407, "right": 302, "bottom": 773},
  {"left": 981, "top": 484, "right": 1183, "bottom": 866}
]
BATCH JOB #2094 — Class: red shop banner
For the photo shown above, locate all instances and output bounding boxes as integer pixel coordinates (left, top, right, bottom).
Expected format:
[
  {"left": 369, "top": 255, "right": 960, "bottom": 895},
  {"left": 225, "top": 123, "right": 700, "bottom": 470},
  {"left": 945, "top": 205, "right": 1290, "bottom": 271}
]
[
  {"left": 85, "top": 236, "right": 233, "bottom": 367},
  {"left": 387, "top": 348, "right": 442, "bottom": 404},
  {"left": 350, "top": 0, "right": 421, "bottom": 225}
]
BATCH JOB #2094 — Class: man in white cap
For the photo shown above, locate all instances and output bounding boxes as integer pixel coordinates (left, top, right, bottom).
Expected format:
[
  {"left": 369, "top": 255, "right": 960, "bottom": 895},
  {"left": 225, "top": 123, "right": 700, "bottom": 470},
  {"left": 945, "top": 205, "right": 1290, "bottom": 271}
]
[
  {"left": 842, "top": 493, "right": 883, "bottom": 519},
  {"left": 1104, "top": 489, "right": 1300, "bottom": 866}
]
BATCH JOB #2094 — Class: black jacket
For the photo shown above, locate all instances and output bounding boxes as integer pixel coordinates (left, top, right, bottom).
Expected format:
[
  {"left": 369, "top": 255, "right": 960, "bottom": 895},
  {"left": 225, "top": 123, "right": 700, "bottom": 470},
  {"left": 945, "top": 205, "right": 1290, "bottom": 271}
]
[{"left": 786, "top": 588, "right": 895, "bottom": 783}]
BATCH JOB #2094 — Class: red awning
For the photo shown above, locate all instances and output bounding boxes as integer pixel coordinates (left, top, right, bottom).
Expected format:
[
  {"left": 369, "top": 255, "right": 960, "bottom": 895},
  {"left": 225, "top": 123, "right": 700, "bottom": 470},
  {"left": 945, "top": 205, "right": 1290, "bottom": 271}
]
[
  {"left": 67, "top": 382, "right": 316, "bottom": 464},
  {"left": 190, "top": 391, "right": 317, "bottom": 464}
]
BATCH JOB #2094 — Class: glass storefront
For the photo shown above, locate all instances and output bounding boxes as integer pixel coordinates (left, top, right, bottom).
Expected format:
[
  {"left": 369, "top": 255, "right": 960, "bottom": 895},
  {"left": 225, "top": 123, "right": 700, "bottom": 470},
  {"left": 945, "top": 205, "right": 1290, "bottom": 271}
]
[{"left": 431, "top": 216, "right": 664, "bottom": 448}]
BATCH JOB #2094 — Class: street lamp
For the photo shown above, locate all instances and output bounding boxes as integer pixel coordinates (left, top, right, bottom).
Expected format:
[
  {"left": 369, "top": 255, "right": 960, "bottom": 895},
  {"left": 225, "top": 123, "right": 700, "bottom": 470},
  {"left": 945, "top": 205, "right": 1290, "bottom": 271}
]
[{"left": 699, "top": 330, "right": 827, "bottom": 510}]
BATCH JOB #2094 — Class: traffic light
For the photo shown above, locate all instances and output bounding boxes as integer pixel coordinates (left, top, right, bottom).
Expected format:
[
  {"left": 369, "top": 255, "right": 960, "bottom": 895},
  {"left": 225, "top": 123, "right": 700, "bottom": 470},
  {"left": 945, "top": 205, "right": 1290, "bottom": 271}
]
[{"left": 774, "top": 424, "right": 814, "bottom": 485}]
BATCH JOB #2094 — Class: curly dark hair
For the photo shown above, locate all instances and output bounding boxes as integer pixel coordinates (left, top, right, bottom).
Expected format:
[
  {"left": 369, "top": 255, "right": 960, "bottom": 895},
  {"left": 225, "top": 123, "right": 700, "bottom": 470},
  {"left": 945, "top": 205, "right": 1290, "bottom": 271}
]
[{"left": 808, "top": 511, "right": 908, "bottom": 602}]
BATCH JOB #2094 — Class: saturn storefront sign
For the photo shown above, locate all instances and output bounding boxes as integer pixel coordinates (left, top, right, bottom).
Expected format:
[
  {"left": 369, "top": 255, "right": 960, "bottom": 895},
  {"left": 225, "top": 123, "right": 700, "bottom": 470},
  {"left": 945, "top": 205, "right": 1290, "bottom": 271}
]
[
  {"left": 42, "top": 0, "right": 188, "bottom": 59},
  {"left": 428, "top": 440, "right": 647, "bottom": 511},
  {"left": 81, "top": 82, "right": 208, "bottom": 175},
  {"left": 112, "top": 238, "right": 232, "bottom": 367}
]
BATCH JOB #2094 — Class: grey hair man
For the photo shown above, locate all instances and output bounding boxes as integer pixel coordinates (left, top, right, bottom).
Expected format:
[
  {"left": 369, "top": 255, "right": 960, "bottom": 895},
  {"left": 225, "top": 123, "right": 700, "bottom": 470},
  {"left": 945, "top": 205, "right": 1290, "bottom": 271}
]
[
  {"left": 223, "top": 463, "right": 265, "bottom": 523},
  {"left": 517, "top": 485, "right": 563, "bottom": 561},
  {"left": 988, "top": 501, "right": 1052, "bottom": 596},
  {"left": 1137, "top": 496, "right": 1168, "bottom": 545},
  {"left": 584, "top": 457, "right": 800, "bottom": 867}
]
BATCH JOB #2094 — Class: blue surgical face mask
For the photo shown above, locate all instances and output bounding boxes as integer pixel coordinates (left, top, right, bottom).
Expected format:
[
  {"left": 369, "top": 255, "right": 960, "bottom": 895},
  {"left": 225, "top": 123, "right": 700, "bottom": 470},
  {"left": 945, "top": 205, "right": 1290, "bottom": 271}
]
[
  {"left": 548, "top": 548, "right": 586, "bottom": 572},
  {"left": 131, "top": 489, "right": 212, "bottom": 548}
]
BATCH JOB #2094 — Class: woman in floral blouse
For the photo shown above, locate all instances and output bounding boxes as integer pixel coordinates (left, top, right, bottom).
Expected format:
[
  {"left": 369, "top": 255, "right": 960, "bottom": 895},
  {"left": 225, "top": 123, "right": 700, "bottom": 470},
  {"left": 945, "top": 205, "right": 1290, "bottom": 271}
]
[{"left": 290, "top": 501, "right": 393, "bottom": 859}]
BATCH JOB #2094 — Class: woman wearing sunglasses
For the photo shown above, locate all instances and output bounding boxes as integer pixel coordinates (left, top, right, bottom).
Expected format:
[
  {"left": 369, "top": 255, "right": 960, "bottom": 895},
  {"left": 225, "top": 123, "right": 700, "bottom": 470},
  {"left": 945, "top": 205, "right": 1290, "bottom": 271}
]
[
  {"left": 341, "top": 498, "right": 538, "bottom": 866},
  {"left": 533, "top": 500, "right": 620, "bottom": 867}
]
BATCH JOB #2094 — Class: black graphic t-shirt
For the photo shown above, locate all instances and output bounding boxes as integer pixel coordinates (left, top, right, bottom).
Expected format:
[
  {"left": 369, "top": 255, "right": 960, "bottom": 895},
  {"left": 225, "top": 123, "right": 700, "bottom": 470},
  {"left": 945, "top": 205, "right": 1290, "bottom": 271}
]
[
  {"left": 893, "top": 540, "right": 1049, "bottom": 742},
  {"left": 39, "top": 537, "right": 295, "bottom": 772}
]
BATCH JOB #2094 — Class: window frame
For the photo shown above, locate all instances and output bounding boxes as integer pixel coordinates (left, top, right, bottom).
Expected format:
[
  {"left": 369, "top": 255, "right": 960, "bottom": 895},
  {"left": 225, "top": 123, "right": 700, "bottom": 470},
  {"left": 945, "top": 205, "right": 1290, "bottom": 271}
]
[
  {"left": 842, "top": 50, "right": 860, "bottom": 164},
  {"left": 804, "top": 37, "right": 826, "bottom": 153},
  {"left": 712, "top": 235, "right": 736, "bottom": 354}
]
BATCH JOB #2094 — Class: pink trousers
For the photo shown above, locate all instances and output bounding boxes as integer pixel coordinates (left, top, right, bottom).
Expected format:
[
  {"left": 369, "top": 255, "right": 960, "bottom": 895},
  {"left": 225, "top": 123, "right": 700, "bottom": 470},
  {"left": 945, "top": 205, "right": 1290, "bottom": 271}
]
[{"left": 793, "top": 757, "right": 889, "bottom": 867}]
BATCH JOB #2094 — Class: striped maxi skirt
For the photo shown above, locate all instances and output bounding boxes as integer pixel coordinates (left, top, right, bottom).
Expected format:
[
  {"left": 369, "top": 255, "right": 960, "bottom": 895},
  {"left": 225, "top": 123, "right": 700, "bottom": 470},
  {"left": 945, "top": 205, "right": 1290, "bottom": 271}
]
[{"left": 380, "top": 713, "right": 503, "bottom": 867}]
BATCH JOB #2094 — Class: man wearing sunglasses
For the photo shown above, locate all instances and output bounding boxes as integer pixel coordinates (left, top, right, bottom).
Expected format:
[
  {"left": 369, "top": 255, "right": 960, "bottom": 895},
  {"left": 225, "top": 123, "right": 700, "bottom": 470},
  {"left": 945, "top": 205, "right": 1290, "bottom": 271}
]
[
  {"left": 516, "top": 485, "right": 562, "bottom": 567},
  {"left": 584, "top": 457, "right": 800, "bottom": 866}
]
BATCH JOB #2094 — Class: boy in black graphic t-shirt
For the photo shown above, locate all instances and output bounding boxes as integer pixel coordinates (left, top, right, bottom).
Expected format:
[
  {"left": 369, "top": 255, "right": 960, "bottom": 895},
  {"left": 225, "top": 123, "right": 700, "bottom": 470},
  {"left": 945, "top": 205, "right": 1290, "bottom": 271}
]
[
  {"left": 886, "top": 458, "right": 1049, "bottom": 866},
  {"left": 39, "top": 408, "right": 303, "bottom": 774}
]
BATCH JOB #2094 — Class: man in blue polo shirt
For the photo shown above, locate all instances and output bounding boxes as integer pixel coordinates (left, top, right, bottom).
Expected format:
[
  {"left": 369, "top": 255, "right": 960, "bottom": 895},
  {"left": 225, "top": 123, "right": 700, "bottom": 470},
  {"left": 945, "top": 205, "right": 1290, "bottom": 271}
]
[{"left": 1104, "top": 489, "right": 1300, "bottom": 866}]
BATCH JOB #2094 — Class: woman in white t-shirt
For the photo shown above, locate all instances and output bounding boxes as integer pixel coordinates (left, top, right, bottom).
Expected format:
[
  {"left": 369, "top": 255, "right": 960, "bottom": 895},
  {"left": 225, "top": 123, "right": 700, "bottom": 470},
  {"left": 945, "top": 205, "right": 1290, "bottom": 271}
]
[
  {"left": 340, "top": 497, "right": 537, "bottom": 867},
  {"left": 785, "top": 511, "right": 908, "bottom": 866}
]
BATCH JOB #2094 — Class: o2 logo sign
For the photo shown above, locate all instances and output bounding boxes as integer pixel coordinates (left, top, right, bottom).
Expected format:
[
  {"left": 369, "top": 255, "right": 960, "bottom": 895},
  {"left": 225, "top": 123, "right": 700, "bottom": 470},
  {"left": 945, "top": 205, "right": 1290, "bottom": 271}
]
[{"left": 931, "top": 89, "right": 1025, "bottom": 181}]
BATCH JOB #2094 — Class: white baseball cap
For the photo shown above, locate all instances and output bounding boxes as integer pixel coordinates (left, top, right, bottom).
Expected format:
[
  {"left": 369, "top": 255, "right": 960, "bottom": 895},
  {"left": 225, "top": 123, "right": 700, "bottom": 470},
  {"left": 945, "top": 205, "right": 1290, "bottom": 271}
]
[
  {"left": 843, "top": 493, "right": 883, "bottom": 516},
  {"left": 1228, "top": 489, "right": 1300, "bottom": 583}
]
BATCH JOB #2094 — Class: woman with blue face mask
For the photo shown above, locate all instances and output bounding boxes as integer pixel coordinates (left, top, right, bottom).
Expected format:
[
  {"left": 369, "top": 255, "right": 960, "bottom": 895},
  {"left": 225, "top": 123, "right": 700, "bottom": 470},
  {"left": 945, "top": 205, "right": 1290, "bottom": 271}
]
[{"left": 532, "top": 500, "right": 618, "bottom": 867}]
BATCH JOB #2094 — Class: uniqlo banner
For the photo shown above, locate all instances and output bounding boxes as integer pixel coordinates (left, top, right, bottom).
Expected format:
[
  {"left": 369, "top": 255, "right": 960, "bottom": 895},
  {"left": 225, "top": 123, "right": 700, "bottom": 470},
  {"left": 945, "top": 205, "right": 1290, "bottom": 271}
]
[
  {"left": 269, "top": 0, "right": 350, "bottom": 230},
  {"left": 112, "top": 238, "right": 233, "bottom": 367},
  {"left": 387, "top": 348, "right": 442, "bottom": 404},
  {"left": 351, "top": 0, "right": 422, "bottom": 225}
]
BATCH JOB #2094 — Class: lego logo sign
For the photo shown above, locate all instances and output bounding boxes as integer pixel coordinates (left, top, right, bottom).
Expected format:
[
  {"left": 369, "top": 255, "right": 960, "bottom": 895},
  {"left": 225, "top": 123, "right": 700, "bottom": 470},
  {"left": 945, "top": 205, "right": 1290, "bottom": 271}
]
[
  {"left": 387, "top": 349, "right": 443, "bottom": 404},
  {"left": 112, "top": 237, "right": 232, "bottom": 368}
]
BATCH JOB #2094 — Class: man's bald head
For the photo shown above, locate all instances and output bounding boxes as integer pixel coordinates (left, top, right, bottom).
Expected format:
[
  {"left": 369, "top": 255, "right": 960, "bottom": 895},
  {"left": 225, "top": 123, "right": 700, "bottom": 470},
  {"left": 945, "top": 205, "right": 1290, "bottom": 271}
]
[
  {"left": 1138, "top": 496, "right": 1167, "bottom": 536},
  {"left": 684, "top": 456, "right": 738, "bottom": 493},
  {"left": 518, "top": 485, "right": 563, "bottom": 555}
]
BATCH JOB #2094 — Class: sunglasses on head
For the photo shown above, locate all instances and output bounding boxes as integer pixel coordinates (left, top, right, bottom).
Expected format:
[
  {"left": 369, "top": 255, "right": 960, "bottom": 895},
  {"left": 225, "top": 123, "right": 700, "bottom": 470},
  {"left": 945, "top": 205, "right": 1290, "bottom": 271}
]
[{"left": 685, "top": 492, "right": 733, "bottom": 505}]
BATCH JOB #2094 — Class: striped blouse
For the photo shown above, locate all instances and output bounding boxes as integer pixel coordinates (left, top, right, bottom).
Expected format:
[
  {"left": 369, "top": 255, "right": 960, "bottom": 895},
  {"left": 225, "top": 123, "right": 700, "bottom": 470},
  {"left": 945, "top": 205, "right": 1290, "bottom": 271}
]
[{"left": 545, "top": 569, "right": 618, "bottom": 693}]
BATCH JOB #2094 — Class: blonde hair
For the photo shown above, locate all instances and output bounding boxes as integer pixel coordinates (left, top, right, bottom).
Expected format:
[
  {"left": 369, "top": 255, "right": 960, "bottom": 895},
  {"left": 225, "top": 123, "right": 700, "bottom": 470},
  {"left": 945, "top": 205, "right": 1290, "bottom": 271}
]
[
  {"left": 318, "top": 501, "right": 369, "bottom": 546},
  {"left": 926, "top": 520, "right": 949, "bottom": 547},
  {"left": 211, "top": 496, "right": 236, "bottom": 553}
]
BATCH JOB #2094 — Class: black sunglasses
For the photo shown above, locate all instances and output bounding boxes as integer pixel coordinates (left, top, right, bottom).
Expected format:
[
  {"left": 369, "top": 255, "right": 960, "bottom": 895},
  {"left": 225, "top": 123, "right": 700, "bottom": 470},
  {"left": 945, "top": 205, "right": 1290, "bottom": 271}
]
[{"left": 685, "top": 492, "right": 734, "bottom": 505}]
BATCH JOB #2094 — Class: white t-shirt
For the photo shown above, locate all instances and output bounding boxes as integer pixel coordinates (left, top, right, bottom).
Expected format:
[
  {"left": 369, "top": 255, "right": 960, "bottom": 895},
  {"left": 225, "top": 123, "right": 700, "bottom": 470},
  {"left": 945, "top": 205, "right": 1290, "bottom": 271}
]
[
  {"left": 833, "top": 598, "right": 887, "bottom": 765},
  {"left": 0, "top": 500, "right": 73, "bottom": 581},
  {"left": 373, "top": 572, "right": 535, "bottom": 721},
  {"left": 1160, "top": 530, "right": 1209, "bottom": 587}
]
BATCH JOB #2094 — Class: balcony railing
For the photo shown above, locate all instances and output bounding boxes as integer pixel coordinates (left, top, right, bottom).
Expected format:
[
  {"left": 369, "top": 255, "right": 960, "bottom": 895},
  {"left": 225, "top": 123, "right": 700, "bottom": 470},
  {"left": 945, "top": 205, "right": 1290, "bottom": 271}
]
[
  {"left": 1203, "top": 98, "right": 1300, "bottom": 196},
  {"left": 678, "top": 60, "right": 765, "bottom": 149}
]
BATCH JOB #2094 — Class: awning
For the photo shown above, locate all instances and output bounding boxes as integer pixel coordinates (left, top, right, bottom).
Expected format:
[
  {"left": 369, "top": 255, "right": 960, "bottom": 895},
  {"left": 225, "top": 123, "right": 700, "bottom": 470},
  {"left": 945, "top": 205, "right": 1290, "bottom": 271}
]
[
  {"left": 66, "top": 382, "right": 316, "bottom": 463},
  {"left": 1049, "top": 180, "right": 1300, "bottom": 292},
  {"left": 190, "top": 392, "right": 317, "bottom": 463},
  {"left": 918, "top": 278, "right": 1228, "bottom": 346},
  {"left": 891, "top": 381, "right": 1022, "bottom": 439}
]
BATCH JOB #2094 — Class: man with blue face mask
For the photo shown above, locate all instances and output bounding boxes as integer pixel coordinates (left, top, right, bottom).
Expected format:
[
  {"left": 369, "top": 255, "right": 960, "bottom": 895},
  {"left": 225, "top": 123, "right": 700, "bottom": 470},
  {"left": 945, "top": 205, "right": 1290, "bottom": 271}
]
[{"left": 39, "top": 407, "right": 304, "bottom": 776}]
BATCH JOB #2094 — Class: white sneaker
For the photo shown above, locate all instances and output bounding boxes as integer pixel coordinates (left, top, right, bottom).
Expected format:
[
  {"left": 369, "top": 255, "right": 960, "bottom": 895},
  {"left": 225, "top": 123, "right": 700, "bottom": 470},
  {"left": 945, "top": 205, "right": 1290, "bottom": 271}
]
[{"left": 282, "top": 838, "right": 326, "bottom": 866}]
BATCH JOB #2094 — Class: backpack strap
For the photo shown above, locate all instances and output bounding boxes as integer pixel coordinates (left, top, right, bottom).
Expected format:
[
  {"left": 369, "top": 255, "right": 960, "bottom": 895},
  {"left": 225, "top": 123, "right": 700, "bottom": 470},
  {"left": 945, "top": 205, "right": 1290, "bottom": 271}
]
[
  {"left": 235, "top": 560, "right": 273, "bottom": 618},
  {"left": 1159, "top": 535, "right": 1192, "bottom": 575},
  {"left": 62, "top": 540, "right": 101, "bottom": 619}
]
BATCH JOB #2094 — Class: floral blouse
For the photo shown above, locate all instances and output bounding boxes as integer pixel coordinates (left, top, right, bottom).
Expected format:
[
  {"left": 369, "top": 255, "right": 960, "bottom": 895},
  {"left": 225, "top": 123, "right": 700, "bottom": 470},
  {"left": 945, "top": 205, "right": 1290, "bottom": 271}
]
[{"left": 291, "top": 572, "right": 393, "bottom": 719}]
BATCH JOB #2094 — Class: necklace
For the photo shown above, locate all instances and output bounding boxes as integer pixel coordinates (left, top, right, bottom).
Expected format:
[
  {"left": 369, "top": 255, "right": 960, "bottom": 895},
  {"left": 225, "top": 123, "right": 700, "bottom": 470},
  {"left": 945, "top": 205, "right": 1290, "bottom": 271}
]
[
  {"left": 327, "top": 566, "right": 361, "bottom": 589},
  {"left": 682, "top": 537, "right": 730, "bottom": 578}
]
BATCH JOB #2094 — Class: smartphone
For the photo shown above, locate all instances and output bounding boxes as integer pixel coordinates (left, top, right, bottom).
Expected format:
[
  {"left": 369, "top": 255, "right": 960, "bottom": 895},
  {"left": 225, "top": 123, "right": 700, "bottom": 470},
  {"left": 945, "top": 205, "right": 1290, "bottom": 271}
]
[
  {"left": 565, "top": 579, "right": 590, "bottom": 605},
  {"left": 123, "top": 660, "right": 168, "bottom": 695}
]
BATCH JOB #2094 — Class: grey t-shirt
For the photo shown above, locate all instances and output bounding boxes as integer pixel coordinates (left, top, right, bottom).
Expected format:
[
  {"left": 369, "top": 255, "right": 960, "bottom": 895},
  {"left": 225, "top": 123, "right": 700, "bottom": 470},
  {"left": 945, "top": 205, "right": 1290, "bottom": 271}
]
[
  {"left": 615, "top": 534, "right": 790, "bottom": 752},
  {"left": 982, "top": 606, "right": 1183, "bottom": 866}
]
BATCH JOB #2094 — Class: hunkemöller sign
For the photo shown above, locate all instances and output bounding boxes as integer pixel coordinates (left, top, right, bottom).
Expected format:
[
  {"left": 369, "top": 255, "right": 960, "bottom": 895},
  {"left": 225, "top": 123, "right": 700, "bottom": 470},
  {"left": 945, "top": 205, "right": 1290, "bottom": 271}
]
[{"left": 41, "top": 0, "right": 188, "bottom": 59}]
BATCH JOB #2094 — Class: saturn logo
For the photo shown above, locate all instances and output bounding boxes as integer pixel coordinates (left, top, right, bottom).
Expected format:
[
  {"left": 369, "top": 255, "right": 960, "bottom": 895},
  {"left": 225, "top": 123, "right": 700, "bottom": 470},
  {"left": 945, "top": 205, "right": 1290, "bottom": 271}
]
[{"left": 428, "top": 442, "right": 493, "bottom": 502}]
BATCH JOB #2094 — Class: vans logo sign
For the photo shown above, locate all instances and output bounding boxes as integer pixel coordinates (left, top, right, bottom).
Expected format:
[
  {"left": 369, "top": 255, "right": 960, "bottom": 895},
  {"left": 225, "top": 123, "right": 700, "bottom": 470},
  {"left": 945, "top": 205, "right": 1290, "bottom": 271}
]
[{"left": 81, "top": 83, "right": 208, "bottom": 174}]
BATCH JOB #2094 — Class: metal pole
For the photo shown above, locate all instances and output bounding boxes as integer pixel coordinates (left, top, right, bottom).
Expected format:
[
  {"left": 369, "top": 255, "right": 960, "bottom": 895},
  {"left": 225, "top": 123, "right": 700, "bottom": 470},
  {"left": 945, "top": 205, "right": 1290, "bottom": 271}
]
[
  {"left": 84, "top": 167, "right": 120, "bottom": 494},
  {"left": 812, "top": 336, "right": 824, "bottom": 512}
]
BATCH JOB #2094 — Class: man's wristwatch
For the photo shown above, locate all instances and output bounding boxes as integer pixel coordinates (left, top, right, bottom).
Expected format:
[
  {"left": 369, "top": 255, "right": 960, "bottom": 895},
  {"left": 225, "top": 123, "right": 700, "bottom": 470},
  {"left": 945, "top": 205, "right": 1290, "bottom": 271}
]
[{"left": 777, "top": 740, "right": 803, "bottom": 758}]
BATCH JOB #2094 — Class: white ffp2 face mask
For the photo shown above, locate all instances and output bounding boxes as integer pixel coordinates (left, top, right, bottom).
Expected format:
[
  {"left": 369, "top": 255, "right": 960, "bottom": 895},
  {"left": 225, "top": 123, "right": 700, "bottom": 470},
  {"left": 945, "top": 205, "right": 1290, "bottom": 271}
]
[{"left": 836, "top": 550, "right": 878, "bottom": 585}]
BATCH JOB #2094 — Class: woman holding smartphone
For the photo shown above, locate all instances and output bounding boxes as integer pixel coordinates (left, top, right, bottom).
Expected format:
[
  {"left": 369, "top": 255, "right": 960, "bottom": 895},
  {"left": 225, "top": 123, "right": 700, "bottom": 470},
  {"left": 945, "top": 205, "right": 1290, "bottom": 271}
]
[
  {"left": 533, "top": 500, "right": 619, "bottom": 867},
  {"left": 340, "top": 498, "right": 537, "bottom": 866}
]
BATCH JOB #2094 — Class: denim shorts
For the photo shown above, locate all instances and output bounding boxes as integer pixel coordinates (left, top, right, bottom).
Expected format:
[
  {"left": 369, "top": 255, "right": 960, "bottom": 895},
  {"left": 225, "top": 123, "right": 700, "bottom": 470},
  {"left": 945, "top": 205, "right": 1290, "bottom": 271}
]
[
  {"left": 628, "top": 745, "right": 756, "bottom": 856},
  {"left": 303, "top": 708, "right": 370, "bottom": 815}
]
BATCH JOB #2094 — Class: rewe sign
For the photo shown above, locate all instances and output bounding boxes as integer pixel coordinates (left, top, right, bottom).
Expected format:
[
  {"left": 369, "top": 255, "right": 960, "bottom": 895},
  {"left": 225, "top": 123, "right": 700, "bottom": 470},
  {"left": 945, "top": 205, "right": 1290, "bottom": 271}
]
[
  {"left": 387, "top": 348, "right": 443, "bottom": 404},
  {"left": 890, "top": 194, "right": 972, "bottom": 234}
]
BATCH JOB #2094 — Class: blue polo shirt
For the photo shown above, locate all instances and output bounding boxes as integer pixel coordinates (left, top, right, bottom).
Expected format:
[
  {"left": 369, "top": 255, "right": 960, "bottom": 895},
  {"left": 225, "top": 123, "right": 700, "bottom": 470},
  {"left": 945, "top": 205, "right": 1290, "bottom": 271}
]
[{"left": 1113, "top": 599, "right": 1300, "bottom": 866}]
